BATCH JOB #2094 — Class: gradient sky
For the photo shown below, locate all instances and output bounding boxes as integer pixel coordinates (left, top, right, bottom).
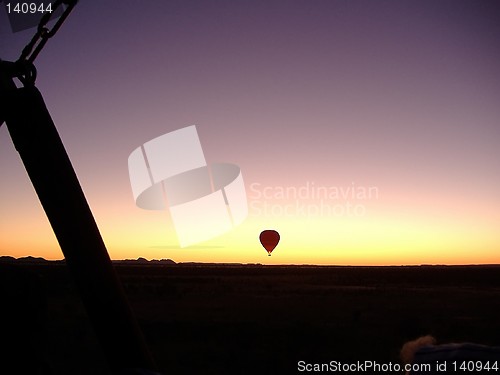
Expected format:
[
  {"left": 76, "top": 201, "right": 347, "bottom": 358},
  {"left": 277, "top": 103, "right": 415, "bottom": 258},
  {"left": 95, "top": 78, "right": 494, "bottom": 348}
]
[{"left": 1, "top": 0, "right": 499, "bottom": 265}]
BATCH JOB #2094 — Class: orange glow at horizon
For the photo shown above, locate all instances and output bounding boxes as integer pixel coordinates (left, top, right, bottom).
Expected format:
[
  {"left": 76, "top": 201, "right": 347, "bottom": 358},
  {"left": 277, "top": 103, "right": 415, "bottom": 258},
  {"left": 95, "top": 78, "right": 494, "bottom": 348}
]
[
  {"left": 2, "top": 194, "right": 499, "bottom": 265},
  {"left": 1, "top": 134, "right": 498, "bottom": 266}
]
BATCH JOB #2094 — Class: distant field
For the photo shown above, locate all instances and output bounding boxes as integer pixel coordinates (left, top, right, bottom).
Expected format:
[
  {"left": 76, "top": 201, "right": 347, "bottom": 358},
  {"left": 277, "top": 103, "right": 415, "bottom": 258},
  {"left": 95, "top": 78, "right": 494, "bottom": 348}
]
[{"left": 2, "top": 263, "right": 500, "bottom": 374}]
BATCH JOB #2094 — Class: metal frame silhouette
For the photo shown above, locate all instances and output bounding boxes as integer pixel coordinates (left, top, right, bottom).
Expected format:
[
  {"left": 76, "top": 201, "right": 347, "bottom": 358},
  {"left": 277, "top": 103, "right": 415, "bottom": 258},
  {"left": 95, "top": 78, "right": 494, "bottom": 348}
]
[{"left": 0, "top": 3, "right": 158, "bottom": 372}]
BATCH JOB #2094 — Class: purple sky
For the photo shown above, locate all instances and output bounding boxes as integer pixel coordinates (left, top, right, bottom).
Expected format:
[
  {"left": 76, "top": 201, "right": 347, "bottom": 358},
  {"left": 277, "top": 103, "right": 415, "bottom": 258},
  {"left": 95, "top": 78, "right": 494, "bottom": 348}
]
[{"left": 1, "top": 1, "right": 499, "bottom": 262}]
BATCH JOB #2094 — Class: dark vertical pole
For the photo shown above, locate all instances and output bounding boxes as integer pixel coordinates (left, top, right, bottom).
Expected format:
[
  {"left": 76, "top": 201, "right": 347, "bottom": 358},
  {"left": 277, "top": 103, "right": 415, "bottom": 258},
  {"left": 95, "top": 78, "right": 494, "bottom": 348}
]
[{"left": 1, "top": 74, "right": 157, "bottom": 373}]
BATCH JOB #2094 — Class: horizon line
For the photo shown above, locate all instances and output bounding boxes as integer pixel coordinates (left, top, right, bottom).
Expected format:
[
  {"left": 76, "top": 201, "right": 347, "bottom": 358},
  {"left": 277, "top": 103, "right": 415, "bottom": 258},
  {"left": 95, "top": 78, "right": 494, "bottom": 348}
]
[{"left": 1, "top": 255, "right": 500, "bottom": 268}]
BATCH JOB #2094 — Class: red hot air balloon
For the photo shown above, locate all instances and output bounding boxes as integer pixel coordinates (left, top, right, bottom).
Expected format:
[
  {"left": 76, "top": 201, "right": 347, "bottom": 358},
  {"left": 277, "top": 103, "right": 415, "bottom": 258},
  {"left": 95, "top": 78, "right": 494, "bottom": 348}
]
[{"left": 260, "top": 230, "right": 280, "bottom": 256}]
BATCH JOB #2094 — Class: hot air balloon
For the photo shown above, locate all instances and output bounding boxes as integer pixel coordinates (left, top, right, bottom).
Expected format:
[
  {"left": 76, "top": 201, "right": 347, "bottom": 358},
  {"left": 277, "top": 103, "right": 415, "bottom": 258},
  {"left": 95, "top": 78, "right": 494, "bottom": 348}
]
[{"left": 259, "top": 230, "right": 280, "bottom": 256}]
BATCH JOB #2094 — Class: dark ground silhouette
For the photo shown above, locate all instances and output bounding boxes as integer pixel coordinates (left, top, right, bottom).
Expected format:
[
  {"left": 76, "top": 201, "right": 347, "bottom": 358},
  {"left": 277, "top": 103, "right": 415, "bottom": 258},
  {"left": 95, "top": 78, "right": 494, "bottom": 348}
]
[{"left": 1, "top": 261, "right": 499, "bottom": 374}]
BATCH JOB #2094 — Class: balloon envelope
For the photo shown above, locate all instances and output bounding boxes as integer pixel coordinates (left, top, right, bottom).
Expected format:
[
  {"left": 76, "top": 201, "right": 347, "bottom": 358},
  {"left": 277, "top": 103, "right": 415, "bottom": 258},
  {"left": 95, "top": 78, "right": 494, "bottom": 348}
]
[{"left": 259, "top": 230, "right": 280, "bottom": 256}]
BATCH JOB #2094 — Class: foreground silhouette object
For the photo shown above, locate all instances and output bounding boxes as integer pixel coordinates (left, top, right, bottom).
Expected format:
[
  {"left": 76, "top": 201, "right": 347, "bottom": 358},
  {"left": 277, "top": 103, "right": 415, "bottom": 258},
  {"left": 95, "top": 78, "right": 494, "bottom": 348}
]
[
  {"left": 1, "top": 2, "right": 159, "bottom": 371},
  {"left": 1, "top": 64, "right": 158, "bottom": 373},
  {"left": 260, "top": 230, "right": 280, "bottom": 256},
  {"left": 401, "top": 335, "right": 500, "bottom": 375}
]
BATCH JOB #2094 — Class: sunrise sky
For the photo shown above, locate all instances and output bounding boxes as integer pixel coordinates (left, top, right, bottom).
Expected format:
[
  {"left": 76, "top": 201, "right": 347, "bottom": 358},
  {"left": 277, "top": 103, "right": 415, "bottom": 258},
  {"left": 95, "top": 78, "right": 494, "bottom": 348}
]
[{"left": 1, "top": 0, "right": 499, "bottom": 265}]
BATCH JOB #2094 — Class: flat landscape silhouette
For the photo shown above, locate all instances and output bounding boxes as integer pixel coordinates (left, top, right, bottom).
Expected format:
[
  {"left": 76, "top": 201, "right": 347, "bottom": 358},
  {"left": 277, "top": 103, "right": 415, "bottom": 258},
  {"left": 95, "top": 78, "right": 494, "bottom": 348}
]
[{"left": 1, "top": 257, "right": 500, "bottom": 374}]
